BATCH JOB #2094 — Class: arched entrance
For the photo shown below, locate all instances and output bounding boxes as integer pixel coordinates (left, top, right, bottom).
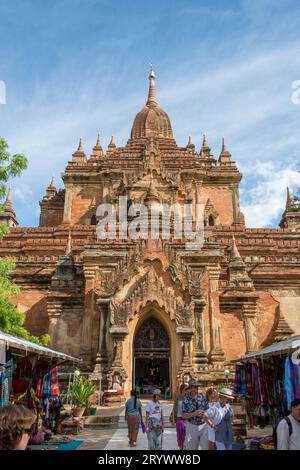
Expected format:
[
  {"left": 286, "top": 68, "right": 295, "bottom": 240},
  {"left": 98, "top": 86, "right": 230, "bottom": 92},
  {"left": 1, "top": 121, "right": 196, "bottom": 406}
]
[{"left": 133, "top": 317, "right": 171, "bottom": 395}]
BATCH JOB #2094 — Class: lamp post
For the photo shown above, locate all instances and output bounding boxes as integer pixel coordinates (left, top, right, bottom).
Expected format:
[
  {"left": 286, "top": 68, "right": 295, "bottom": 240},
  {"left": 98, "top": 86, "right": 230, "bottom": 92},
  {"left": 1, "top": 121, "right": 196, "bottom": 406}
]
[{"left": 224, "top": 369, "right": 230, "bottom": 386}]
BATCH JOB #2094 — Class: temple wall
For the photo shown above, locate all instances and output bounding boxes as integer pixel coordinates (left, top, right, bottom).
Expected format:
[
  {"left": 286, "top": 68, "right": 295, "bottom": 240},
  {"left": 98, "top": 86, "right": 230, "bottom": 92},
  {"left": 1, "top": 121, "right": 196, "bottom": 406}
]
[
  {"left": 49, "top": 312, "right": 82, "bottom": 357},
  {"left": 219, "top": 312, "right": 245, "bottom": 359},
  {"left": 218, "top": 291, "right": 278, "bottom": 360},
  {"left": 271, "top": 289, "right": 300, "bottom": 335},
  {"left": 41, "top": 207, "right": 64, "bottom": 227},
  {"left": 70, "top": 185, "right": 101, "bottom": 225},
  {"left": 13, "top": 290, "right": 49, "bottom": 337},
  {"left": 200, "top": 186, "right": 234, "bottom": 225}
]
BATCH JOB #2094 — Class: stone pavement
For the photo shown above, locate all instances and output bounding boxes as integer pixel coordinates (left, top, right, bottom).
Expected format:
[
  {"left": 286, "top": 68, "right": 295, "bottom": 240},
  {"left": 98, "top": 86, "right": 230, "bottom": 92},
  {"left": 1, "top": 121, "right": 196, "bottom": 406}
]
[{"left": 79, "top": 401, "right": 178, "bottom": 450}]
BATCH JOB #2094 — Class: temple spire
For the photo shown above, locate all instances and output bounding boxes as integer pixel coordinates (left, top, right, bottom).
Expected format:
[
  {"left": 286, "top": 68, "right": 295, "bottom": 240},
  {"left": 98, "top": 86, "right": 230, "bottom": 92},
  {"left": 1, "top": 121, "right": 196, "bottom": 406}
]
[
  {"left": 48, "top": 176, "right": 56, "bottom": 190},
  {"left": 231, "top": 235, "right": 241, "bottom": 259},
  {"left": 222, "top": 136, "right": 227, "bottom": 152},
  {"left": 65, "top": 231, "right": 72, "bottom": 256},
  {"left": 90, "top": 132, "right": 104, "bottom": 159},
  {"left": 0, "top": 187, "right": 18, "bottom": 227},
  {"left": 145, "top": 174, "right": 160, "bottom": 204},
  {"left": 218, "top": 136, "right": 232, "bottom": 164},
  {"left": 5, "top": 186, "right": 12, "bottom": 209},
  {"left": 202, "top": 133, "right": 208, "bottom": 148},
  {"left": 107, "top": 135, "right": 116, "bottom": 152},
  {"left": 186, "top": 135, "right": 195, "bottom": 153},
  {"left": 286, "top": 187, "right": 296, "bottom": 210},
  {"left": 96, "top": 132, "right": 101, "bottom": 147},
  {"left": 77, "top": 137, "right": 84, "bottom": 152},
  {"left": 146, "top": 65, "right": 158, "bottom": 106},
  {"left": 199, "top": 133, "right": 211, "bottom": 158},
  {"left": 72, "top": 136, "right": 87, "bottom": 162}
]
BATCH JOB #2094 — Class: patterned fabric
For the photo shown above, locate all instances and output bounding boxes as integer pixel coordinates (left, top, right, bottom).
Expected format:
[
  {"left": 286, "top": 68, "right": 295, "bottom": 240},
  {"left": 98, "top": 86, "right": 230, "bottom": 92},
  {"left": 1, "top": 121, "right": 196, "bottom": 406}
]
[
  {"left": 233, "top": 366, "right": 241, "bottom": 394},
  {"left": 246, "top": 366, "right": 253, "bottom": 395},
  {"left": 182, "top": 393, "right": 208, "bottom": 425},
  {"left": 50, "top": 366, "right": 59, "bottom": 396},
  {"left": 291, "top": 360, "right": 300, "bottom": 400},
  {"left": 240, "top": 367, "right": 247, "bottom": 395},
  {"left": 284, "top": 355, "right": 294, "bottom": 410},
  {"left": 42, "top": 369, "right": 51, "bottom": 396},
  {"left": 127, "top": 414, "right": 140, "bottom": 442}
]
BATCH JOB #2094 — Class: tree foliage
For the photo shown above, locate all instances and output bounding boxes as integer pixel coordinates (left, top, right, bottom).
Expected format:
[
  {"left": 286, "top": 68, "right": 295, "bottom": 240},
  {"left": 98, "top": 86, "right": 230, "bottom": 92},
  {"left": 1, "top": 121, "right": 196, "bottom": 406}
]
[{"left": 0, "top": 137, "right": 49, "bottom": 346}]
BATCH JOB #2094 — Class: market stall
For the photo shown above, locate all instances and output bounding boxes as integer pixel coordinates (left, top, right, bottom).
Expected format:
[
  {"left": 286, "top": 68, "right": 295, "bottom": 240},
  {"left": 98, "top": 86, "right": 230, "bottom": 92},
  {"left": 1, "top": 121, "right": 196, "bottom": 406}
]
[
  {"left": 0, "top": 330, "right": 81, "bottom": 436},
  {"left": 232, "top": 335, "right": 300, "bottom": 449}
]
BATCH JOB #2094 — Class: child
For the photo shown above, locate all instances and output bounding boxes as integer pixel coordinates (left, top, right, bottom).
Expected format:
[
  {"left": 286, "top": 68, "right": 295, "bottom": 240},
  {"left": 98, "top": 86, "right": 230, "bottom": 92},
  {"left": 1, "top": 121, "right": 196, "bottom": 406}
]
[
  {"left": 209, "top": 388, "right": 234, "bottom": 451},
  {"left": 0, "top": 404, "right": 36, "bottom": 450}
]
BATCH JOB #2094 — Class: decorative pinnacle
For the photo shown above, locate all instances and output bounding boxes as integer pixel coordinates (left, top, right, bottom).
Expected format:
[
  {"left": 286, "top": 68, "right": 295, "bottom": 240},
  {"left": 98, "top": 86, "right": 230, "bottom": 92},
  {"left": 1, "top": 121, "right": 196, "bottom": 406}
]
[
  {"left": 222, "top": 136, "right": 226, "bottom": 151},
  {"left": 231, "top": 235, "right": 241, "bottom": 259},
  {"left": 49, "top": 176, "right": 56, "bottom": 189},
  {"left": 65, "top": 231, "right": 72, "bottom": 256},
  {"left": 146, "top": 65, "right": 157, "bottom": 106},
  {"left": 5, "top": 187, "right": 12, "bottom": 209},
  {"left": 109, "top": 135, "right": 116, "bottom": 147},
  {"left": 77, "top": 137, "right": 84, "bottom": 152},
  {"left": 286, "top": 187, "right": 296, "bottom": 209},
  {"left": 95, "top": 132, "right": 101, "bottom": 147}
]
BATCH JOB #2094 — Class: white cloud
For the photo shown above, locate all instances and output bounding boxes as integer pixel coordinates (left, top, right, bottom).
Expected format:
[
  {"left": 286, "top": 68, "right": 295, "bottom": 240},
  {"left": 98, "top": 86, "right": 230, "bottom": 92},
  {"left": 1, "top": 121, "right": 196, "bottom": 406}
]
[{"left": 240, "top": 161, "right": 300, "bottom": 227}]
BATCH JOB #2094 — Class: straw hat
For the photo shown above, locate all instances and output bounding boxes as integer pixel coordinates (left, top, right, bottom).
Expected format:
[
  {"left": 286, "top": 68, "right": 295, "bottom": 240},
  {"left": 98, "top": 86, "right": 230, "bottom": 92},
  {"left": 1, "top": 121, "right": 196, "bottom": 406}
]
[
  {"left": 219, "top": 387, "right": 234, "bottom": 399},
  {"left": 188, "top": 379, "right": 201, "bottom": 387}
]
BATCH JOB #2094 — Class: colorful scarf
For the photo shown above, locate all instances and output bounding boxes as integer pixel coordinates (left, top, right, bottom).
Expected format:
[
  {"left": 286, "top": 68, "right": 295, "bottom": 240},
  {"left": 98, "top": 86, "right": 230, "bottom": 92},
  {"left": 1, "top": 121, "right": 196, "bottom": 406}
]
[
  {"left": 42, "top": 369, "right": 51, "bottom": 397},
  {"left": 284, "top": 355, "right": 294, "bottom": 411},
  {"left": 50, "top": 366, "right": 59, "bottom": 396}
]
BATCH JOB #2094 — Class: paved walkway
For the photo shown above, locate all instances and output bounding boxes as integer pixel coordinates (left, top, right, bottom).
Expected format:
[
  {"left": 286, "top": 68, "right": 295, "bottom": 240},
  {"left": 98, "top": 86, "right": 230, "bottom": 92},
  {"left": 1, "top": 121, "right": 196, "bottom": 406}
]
[
  {"left": 105, "top": 402, "right": 177, "bottom": 451},
  {"left": 80, "top": 401, "right": 178, "bottom": 450}
]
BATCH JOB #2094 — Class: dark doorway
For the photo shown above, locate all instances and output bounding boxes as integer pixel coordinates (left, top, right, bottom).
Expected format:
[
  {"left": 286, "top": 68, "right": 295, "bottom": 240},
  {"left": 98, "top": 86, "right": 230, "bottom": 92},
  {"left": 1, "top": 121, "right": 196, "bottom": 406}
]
[{"left": 133, "top": 317, "right": 171, "bottom": 396}]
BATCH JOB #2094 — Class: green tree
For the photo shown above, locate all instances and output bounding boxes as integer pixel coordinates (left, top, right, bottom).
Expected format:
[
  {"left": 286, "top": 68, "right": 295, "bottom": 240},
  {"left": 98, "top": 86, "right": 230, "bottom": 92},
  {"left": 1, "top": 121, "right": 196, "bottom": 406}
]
[{"left": 0, "top": 137, "right": 49, "bottom": 346}]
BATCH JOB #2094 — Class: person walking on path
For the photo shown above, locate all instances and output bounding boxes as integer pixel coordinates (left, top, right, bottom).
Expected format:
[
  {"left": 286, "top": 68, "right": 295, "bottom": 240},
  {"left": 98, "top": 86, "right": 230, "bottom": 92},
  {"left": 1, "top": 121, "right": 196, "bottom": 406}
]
[
  {"left": 182, "top": 379, "right": 209, "bottom": 450},
  {"left": 206, "top": 387, "right": 234, "bottom": 451},
  {"left": 145, "top": 389, "right": 164, "bottom": 450},
  {"left": 205, "top": 387, "right": 219, "bottom": 450},
  {"left": 170, "top": 383, "right": 189, "bottom": 449},
  {"left": 125, "top": 389, "right": 143, "bottom": 447},
  {"left": 277, "top": 398, "right": 300, "bottom": 450}
]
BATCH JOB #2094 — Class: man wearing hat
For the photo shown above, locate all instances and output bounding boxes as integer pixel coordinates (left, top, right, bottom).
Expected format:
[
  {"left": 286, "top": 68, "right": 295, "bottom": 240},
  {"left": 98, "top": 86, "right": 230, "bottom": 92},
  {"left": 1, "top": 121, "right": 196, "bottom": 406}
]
[
  {"left": 211, "top": 388, "right": 234, "bottom": 451},
  {"left": 145, "top": 389, "right": 164, "bottom": 450},
  {"left": 182, "top": 379, "right": 209, "bottom": 450}
]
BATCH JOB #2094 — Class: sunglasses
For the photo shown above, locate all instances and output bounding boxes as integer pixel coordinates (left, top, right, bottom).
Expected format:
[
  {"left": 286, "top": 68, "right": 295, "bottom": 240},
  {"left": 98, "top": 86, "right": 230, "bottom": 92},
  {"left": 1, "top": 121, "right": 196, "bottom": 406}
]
[{"left": 24, "top": 425, "right": 35, "bottom": 435}]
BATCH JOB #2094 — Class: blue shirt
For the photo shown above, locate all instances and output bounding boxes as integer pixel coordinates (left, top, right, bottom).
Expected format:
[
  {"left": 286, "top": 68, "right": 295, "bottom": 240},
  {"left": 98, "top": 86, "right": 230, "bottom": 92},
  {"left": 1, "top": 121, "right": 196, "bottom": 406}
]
[{"left": 182, "top": 393, "right": 208, "bottom": 425}]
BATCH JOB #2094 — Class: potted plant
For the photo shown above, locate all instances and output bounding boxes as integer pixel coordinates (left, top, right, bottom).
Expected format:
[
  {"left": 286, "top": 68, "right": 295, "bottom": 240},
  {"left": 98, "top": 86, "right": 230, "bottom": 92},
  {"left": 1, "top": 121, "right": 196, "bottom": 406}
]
[{"left": 70, "top": 372, "right": 96, "bottom": 418}]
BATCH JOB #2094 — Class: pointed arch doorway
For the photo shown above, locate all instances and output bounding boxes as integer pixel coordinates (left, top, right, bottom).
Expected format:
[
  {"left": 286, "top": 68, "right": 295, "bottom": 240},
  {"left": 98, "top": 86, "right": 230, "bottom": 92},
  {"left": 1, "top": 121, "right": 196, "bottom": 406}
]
[{"left": 133, "top": 317, "right": 171, "bottom": 396}]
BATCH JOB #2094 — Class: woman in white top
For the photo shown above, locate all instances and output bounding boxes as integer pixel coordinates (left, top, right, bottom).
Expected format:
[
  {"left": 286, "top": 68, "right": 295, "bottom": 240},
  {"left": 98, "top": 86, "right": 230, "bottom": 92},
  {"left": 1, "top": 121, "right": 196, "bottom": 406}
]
[
  {"left": 205, "top": 388, "right": 219, "bottom": 450},
  {"left": 205, "top": 388, "right": 234, "bottom": 451}
]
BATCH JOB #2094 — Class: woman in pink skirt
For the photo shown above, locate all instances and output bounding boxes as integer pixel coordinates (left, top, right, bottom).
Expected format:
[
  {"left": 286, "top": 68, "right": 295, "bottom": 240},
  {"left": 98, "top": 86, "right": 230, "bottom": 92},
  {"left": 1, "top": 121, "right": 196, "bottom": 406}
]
[{"left": 170, "top": 383, "right": 190, "bottom": 449}]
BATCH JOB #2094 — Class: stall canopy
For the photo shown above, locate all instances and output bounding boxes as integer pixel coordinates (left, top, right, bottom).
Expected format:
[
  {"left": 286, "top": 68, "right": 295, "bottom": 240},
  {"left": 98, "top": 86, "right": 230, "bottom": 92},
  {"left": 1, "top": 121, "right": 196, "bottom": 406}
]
[
  {"left": 0, "top": 330, "right": 81, "bottom": 363},
  {"left": 234, "top": 335, "right": 300, "bottom": 361}
]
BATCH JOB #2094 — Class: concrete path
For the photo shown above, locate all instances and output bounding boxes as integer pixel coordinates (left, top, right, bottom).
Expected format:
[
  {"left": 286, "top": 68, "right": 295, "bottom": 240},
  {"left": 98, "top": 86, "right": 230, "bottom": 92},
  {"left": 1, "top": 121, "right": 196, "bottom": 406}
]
[{"left": 104, "top": 402, "right": 178, "bottom": 451}]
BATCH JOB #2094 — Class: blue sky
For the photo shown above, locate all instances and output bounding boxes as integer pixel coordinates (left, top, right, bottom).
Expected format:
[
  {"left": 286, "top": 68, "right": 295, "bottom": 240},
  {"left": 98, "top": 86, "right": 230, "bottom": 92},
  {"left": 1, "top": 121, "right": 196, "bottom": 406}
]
[{"left": 1, "top": 0, "right": 300, "bottom": 227}]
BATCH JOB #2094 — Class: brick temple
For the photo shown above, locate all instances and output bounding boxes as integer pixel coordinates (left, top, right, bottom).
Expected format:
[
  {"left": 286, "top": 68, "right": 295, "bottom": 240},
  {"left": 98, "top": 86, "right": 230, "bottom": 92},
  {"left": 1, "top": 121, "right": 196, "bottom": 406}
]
[{"left": 1, "top": 68, "right": 300, "bottom": 395}]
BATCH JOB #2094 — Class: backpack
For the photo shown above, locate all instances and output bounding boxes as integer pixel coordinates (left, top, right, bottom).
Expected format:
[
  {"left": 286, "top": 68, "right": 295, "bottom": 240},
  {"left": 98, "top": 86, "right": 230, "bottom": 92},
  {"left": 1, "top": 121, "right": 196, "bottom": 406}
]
[{"left": 273, "top": 417, "right": 293, "bottom": 449}]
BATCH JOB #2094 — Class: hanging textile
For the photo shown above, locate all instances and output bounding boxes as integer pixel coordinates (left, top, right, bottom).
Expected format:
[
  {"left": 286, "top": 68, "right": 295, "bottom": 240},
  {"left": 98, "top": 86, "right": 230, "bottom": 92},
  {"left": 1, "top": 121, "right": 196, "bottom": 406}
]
[
  {"left": 284, "top": 355, "right": 294, "bottom": 411},
  {"left": 50, "top": 366, "right": 59, "bottom": 396},
  {"left": 290, "top": 359, "right": 300, "bottom": 399}
]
